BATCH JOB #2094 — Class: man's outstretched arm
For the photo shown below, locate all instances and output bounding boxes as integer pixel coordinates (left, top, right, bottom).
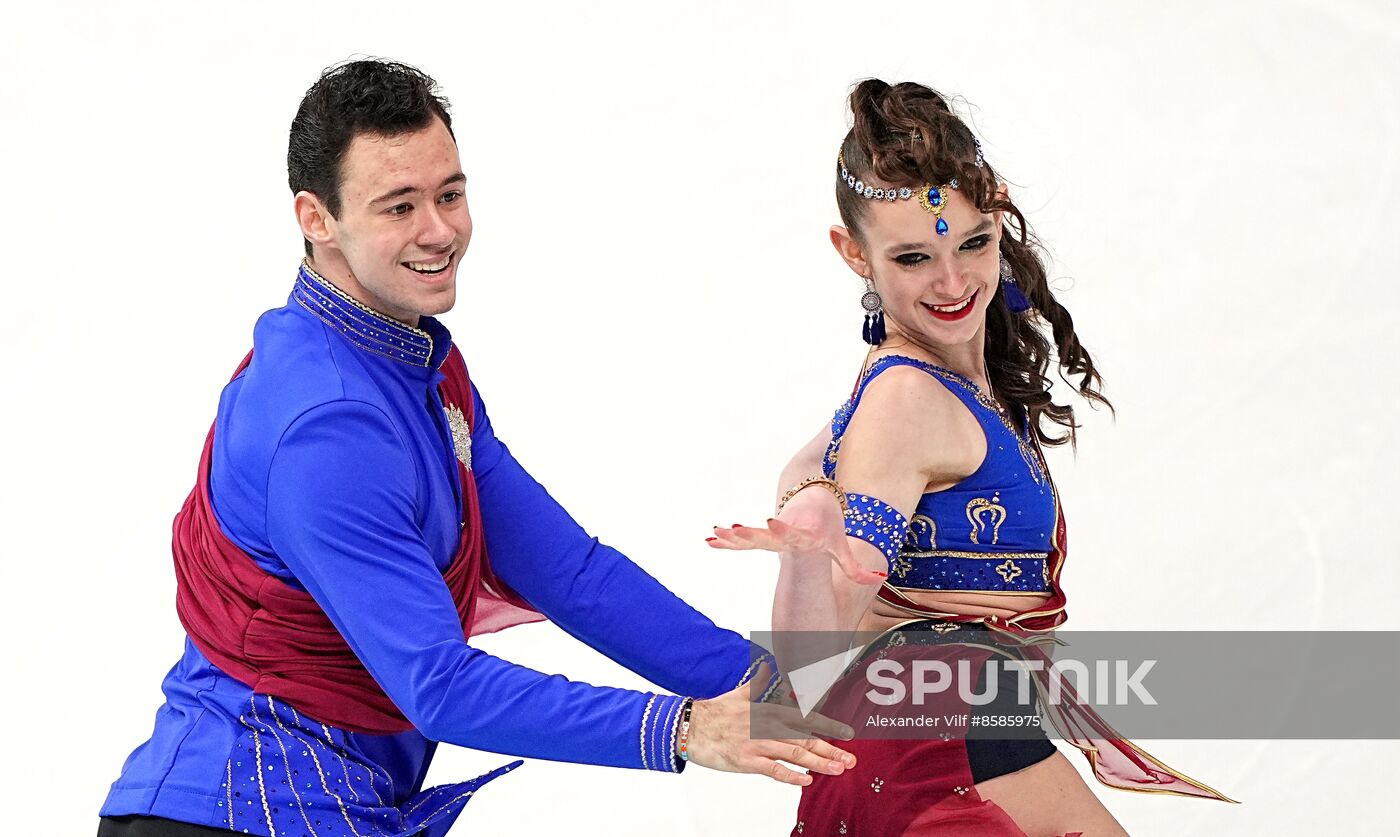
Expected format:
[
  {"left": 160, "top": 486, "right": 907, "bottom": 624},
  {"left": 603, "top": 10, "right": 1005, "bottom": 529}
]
[
  {"left": 265, "top": 398, "right": 850, "bottom": 784},
  {"left": 469, "top": 380, "right": 767, "bottom": 700}
]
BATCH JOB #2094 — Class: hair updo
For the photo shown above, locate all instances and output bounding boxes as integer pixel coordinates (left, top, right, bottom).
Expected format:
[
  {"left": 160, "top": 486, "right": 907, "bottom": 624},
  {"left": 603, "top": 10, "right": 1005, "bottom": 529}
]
[{"left": 837, "top": 79, "right": 1112, "bottom": 448}]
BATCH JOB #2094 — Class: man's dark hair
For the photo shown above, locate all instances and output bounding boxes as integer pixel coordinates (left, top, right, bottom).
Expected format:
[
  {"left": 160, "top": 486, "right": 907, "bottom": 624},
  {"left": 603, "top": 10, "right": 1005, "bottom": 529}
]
[{"left": 288, "top": 59, "right": 455, "bottom": 256}]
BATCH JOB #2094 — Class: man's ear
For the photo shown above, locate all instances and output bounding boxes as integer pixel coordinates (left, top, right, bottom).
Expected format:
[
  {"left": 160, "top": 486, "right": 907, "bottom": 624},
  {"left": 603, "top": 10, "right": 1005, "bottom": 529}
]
[{"left": 295, "top": 191, "right": 337, "bottom": 253}]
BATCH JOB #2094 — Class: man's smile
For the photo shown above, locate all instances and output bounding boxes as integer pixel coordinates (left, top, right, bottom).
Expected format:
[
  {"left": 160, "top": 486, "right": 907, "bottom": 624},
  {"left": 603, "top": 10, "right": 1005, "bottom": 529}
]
[{"left": 403, "top": 251, "right": 454, "bottom": 275}]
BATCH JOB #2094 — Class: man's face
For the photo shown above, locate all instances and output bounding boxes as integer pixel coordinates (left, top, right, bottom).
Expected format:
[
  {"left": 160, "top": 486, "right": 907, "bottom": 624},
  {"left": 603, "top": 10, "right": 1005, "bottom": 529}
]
[{"left": 319, "top": 116, "right": 471, "bottom": 324}]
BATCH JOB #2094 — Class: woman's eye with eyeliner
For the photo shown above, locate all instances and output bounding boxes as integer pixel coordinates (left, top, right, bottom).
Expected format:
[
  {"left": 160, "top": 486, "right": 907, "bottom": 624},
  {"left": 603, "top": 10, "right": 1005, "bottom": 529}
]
[
  {"left": 961, "top": 235, "right": 991, "bottom": 251},
  {"left": 895, "top": 253, "right": 928, "bottom": 266}
]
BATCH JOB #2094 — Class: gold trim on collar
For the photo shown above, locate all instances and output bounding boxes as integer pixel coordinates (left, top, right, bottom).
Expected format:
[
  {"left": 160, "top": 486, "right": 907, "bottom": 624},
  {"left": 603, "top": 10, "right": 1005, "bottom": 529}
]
[{"left": 301, "top": 259, "right": 432, "bottom": 340}]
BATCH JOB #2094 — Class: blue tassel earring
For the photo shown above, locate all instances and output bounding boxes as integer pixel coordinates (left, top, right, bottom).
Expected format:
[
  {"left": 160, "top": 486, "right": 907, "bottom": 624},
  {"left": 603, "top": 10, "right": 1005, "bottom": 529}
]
[
  {"left": 861, "top": 279, "right": 886, "bottom": 345},
  {"left": 999, "top": 255, "right": 1032, "bottom": 314}
]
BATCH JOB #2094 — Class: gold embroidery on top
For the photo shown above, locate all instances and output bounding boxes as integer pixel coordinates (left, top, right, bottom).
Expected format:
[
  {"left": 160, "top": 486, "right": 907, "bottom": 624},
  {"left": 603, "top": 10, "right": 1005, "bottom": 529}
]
[
  {"left": 445, "top": 403, "right": 472, "bottom": 469},
  {"left": 901, "top": 514, "right": 938, "bottom": 556},
  {"left": 931, "top": 622, "right": 961, "bottom": 634},
  {"left": 996, "top": 559, "right": 1023, "bottom": 584},
  {"left": 966, "top": 494, "right": 1007, "bottom": 544},
  {"left": 922, "top": 549, "right": 1048, "bottom": 560},
  {"left": 1007, "top": 432, "right": 1067, "bottom": 627}
]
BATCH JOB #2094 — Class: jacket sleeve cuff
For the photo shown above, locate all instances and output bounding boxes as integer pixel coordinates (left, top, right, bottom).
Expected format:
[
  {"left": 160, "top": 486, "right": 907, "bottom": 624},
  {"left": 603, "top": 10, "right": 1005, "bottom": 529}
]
[{"left": 639, "top": 693, "right": 687, "bottom": 773}]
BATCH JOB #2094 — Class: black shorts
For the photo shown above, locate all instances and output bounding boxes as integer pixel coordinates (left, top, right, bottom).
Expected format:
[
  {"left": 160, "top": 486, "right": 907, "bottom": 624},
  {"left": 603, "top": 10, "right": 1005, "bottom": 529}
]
[
  {"left": 869, "top": 620, "right": 1057, "bottom": 784},
  {"left": 965, "top": 645, "right": 1057, "bottom": 782},
  {"left": 98, "top": 816, "right": 237, "bottom": 837}
]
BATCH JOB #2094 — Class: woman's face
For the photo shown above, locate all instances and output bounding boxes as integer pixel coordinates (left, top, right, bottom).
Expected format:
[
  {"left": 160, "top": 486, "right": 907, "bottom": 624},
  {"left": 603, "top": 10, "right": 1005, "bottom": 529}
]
[{"left": 834, "top": 186, "right": 1004, "bottom": 354}]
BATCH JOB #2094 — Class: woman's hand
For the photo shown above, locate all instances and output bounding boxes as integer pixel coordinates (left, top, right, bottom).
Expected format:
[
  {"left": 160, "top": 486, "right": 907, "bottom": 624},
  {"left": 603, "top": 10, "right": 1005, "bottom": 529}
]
[
  {"left": 707, "top": 486, "right": 888, "bottom": 585},
  {"left": 686, "top": 663, "right": 858, "bottom": 786}
]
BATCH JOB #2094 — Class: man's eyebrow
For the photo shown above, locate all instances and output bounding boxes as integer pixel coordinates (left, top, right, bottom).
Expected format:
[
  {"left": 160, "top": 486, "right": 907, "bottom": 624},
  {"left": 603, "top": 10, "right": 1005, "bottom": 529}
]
[{"left": 369, "top": 173, "right": 467, "bottom": 206}]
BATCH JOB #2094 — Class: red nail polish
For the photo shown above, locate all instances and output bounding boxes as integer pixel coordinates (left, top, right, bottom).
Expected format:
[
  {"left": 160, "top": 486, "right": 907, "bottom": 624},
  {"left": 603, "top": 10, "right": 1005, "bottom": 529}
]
[
  {"left": 732, "top": 523, "right": 743, "bottom": 529},
  {"left": 705, "top": 537, "right": 717, "bottom": 542}
]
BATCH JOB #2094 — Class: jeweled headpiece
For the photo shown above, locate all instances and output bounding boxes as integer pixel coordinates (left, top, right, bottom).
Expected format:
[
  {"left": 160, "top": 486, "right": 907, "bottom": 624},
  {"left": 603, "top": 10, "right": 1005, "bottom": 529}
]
[{"left": 837, "top": 138, "right": 984, "bottom": 237}]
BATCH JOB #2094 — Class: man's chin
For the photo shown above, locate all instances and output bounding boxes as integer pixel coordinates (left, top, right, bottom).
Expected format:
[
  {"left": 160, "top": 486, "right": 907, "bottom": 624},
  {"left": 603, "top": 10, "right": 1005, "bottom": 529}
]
[{"left": 420, "top": 287, "right": 457, "bottom": 318}]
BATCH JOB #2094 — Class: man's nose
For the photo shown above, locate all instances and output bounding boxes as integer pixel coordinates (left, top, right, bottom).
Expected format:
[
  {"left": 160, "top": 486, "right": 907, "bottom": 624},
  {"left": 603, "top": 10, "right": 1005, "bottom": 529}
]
[{"left": 417, "top": 205, "right": 455, "bottom": 248}]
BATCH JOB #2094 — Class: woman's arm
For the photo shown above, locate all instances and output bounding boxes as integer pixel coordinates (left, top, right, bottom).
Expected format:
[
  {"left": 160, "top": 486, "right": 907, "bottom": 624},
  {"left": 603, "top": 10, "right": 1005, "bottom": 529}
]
[
  {"left": 738, "top": 367, "right": 972, "bottom": 637},
  {"left": 767, "top": 423, "right": 863, "bottom": 657},
  {"left": 771, "top": 421, "right": 834, "bottom": 509}
]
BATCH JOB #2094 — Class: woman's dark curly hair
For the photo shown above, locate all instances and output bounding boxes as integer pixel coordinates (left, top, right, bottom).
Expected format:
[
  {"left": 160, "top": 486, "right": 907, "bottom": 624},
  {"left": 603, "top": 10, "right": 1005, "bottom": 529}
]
[
  {"left": 288, "top": 58, "right": 455, "bottom": 256},
  {"left": 837, "top": 79, "right": 1112, "bottom": 448}
]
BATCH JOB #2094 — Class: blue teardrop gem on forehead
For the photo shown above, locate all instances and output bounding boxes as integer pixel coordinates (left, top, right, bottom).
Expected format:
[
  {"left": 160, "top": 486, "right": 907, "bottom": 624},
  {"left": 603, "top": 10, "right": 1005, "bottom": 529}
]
[
  {"left": 926, "top": 187, "right": 942, "bottom": 207},
  {"left": 936, "top": 217, "right": 949, "bottom": 236}
]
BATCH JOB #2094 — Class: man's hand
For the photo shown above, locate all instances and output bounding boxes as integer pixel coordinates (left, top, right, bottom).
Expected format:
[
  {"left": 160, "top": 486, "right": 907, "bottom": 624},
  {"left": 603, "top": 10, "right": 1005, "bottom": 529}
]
[{"left": 685, "top": 663, "right": 857, "bottom": 786}]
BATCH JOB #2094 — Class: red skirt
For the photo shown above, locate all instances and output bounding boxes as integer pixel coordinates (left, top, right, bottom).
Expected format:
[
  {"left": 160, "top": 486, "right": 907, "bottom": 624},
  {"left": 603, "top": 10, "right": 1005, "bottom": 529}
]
[
  {"left": 792, "top": 737, "right": 1030, "bottom": 836},
  {"left": 788, "top": 624, "right": 1083, "bottom": 836}
]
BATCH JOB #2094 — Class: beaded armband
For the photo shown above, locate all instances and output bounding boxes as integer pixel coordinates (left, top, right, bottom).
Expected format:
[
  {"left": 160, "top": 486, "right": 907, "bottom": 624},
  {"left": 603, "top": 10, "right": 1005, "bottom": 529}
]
[{"left": 843, "top": 493, "right": 909, "bottom": 569}]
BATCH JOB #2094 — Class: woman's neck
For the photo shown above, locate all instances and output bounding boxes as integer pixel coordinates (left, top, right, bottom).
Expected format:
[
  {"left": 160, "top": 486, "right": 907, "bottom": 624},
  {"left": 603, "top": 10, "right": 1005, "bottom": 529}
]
[{"left": 871, "top": 332, "right": 988, "bottom": 390}]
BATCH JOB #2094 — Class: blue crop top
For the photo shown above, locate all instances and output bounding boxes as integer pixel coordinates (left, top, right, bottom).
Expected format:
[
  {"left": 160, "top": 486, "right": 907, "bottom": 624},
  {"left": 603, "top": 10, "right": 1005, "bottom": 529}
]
[{"left": 822, "top": 355, "right": 1058, "bottom": 594}]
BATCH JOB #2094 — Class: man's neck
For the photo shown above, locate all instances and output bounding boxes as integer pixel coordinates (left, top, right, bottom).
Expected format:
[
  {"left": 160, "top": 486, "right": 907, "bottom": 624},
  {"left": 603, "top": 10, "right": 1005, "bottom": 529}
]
[{"left": 305, "top": 253, "right": 420, "bottom": 328}]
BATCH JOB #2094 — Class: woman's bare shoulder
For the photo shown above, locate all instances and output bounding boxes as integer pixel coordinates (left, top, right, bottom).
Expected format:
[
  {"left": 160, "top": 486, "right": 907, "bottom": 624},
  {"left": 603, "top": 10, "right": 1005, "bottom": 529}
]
[{"left": 839, "top": 364, "right": 985, "bottom": 486}]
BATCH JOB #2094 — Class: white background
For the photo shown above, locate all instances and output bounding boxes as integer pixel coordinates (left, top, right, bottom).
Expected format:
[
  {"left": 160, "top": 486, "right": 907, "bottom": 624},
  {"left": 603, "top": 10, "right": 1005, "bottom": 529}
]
[{"left": 2, "top": 1, "right": 1397, "bottom": 834}]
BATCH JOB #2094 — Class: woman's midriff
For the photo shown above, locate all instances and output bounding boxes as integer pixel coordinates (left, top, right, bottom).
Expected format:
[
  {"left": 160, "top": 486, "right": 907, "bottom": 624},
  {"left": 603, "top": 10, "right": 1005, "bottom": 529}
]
[{"left": 858, "top": 589, "right": 1052, "bottom": 634}]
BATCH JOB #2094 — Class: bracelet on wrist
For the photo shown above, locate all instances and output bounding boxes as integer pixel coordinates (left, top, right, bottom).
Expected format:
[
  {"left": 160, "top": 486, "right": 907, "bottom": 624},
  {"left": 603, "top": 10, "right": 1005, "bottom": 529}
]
[
  {"left": 776, "top": 476, "right": 850, "bottom": 515},
  {"left": 676, "top": 697, "right": 694, "bottom": 764}
]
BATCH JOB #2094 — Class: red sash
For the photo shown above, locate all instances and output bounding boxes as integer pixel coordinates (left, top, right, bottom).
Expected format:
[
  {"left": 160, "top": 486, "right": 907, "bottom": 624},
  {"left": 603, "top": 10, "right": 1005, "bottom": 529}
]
[
  {"left": 877, "top": 455, "right": 1235, "bottom": 803},
  {"left": 171, "top": 347, "right": 543, "bottom": 734}
]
